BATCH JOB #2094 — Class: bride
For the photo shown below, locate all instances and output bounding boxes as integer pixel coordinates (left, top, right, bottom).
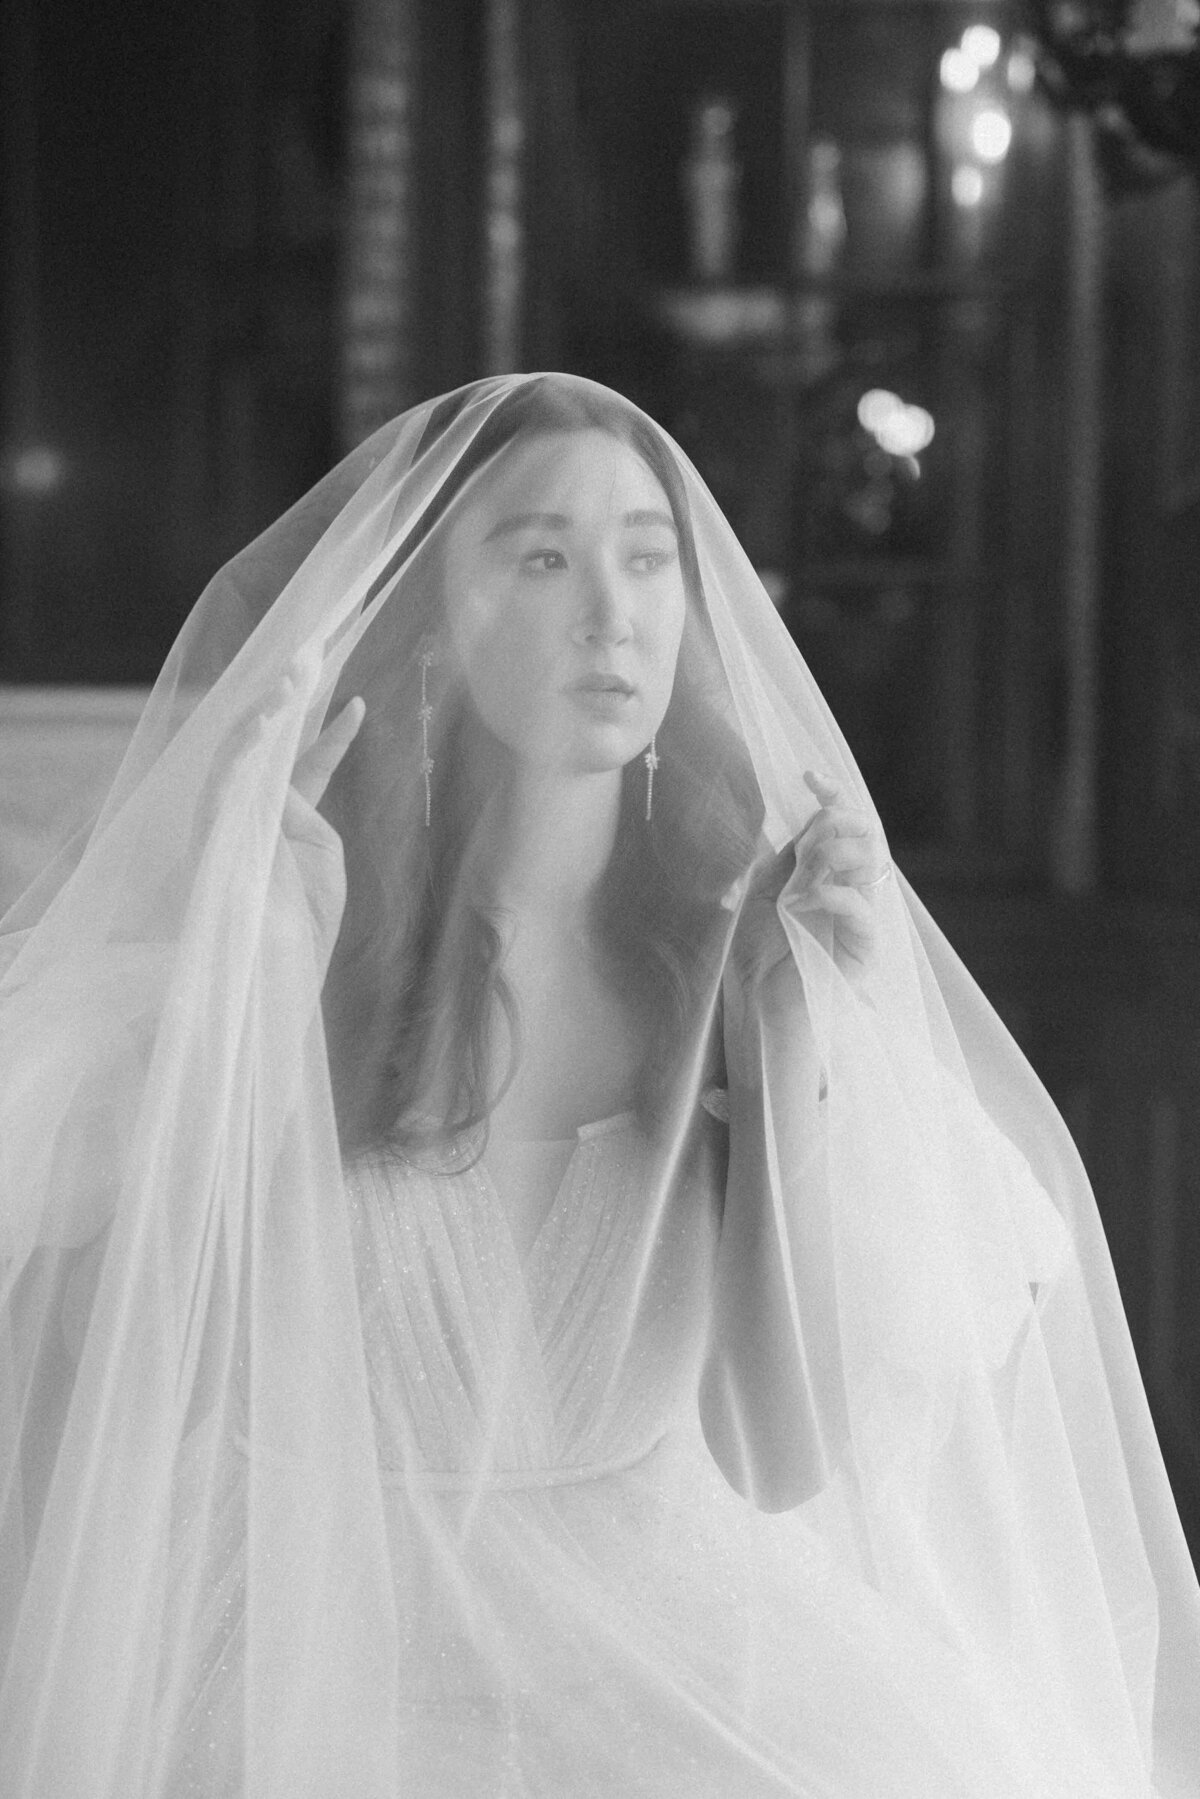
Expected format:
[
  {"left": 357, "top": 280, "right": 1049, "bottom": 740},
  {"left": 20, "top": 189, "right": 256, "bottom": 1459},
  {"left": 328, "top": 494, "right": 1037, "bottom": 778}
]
[{"left": 1, "top": 374, "right": 1198, "bottom": 1798}]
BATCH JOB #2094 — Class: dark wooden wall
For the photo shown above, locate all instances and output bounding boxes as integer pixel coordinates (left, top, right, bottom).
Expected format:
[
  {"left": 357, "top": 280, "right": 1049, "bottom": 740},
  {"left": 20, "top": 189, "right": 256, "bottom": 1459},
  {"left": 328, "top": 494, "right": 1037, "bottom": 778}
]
[
  {"left": 0, "top": 0, "right": 493, "bottom": 683},
  {"left": 2, "top": 0, "right": 347, "bottom": 680},
  {"left": 930, "top": 888, "right": 1200, "bottom": 1562}
]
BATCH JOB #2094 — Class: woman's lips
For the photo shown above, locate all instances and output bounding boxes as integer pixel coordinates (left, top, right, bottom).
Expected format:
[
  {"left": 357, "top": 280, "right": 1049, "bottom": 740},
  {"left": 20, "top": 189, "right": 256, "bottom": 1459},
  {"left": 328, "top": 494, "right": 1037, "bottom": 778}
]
[
  {"left": 569, "top": 673, "right": 638, "bottom": 716},
  {"left": 571, "top": 674, "right": 635, "bottom": 695}
]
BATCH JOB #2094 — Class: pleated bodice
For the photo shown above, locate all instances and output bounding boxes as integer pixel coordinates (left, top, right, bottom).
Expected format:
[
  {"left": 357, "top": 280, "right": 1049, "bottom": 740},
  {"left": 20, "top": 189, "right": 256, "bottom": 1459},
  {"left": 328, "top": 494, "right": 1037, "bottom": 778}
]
[{"left": 344, "top": 1114, "right": 722, "bottom": 1489}]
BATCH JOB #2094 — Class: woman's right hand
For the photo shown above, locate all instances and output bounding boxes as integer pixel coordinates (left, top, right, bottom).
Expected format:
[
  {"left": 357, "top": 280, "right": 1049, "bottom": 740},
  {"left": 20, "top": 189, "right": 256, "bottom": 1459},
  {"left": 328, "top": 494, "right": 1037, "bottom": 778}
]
[{"left": 291, "top": 696, "right": 365, "bottom": 809}]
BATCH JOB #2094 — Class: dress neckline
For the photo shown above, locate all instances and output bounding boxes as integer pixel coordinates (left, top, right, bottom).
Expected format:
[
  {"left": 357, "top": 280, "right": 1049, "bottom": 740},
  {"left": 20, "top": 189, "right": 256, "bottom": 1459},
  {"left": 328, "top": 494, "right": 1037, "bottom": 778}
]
[
  {"left": 490, "top": 1108, "right": 638, "bottom": 1150},
  {"left": 481, "top": 1112, "right": 640, "bottom": 1271}
]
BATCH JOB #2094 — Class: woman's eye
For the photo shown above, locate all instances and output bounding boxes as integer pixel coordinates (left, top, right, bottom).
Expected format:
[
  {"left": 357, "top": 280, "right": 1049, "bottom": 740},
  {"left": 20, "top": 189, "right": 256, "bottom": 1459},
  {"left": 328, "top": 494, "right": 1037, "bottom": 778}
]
[
  {"left": 629, "top": 548, "right": 677, "bottom": 574},
  {"left": 522, "top": 549, "right": 567, "bottom": 573}
]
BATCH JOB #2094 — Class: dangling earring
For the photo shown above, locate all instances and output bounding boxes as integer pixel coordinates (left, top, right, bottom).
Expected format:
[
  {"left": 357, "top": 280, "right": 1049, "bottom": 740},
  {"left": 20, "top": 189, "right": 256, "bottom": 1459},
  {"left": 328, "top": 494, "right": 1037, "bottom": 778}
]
[
  {"left": 419, "top": 649, "right": 436, "bottom": 828},
  {"left": 644, "top": 735, "right": 659, "bottom": 823}
]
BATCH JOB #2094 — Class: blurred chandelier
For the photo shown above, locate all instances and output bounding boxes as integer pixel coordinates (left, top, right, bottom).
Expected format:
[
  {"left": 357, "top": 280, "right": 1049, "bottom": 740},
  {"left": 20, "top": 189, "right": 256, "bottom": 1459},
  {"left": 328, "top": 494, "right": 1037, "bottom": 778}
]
[{"left": 1028, "top": 0, "right": 1200, "bottom": 178}]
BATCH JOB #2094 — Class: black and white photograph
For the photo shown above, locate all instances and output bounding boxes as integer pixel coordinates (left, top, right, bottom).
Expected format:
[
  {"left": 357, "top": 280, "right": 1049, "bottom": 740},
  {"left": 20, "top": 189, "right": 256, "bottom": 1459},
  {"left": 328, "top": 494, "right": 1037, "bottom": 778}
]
[{"left": 3, "top": 3, "right": 1200, "bottom": 1794}]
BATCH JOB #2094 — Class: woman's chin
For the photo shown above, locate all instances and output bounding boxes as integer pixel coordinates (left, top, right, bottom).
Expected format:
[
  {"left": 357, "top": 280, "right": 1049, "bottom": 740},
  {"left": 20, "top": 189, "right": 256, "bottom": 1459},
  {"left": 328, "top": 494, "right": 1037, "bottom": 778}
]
[{"left": 503, "top": 720, "right": 652, "bottom": 779}]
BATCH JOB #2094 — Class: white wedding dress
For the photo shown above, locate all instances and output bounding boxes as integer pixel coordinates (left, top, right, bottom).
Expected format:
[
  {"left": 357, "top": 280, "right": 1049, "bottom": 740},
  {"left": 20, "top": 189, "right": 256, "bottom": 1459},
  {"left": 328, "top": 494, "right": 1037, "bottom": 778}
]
[{"left": 166, "top": 1103, "right": 1145, "bottom": 1797}]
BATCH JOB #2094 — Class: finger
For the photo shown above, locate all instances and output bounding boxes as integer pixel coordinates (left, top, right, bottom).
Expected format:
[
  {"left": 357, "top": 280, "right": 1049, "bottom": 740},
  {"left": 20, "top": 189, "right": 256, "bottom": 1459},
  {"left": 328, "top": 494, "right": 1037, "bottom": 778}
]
[
  {"left": 787, "top": 876, "right": 871, "bottom": 919},
  {"left": 811, "top": 882, "right": 873, "bottom": 926},
  {"left": 249, "top": 674, "right": 292, "bottom": 745},
  {"left": 811, "top": 839, "right": 889, "bottom": 881},
  {"left": 272, "top": 649, "right": 323, "bottom": 713},
  {"left": 251, "top": 650, "right": 324, "bottom": 748},
  {"left": 797, "top": 842, "right": 877, "bottom": 894},
  {"left": 832, "top": 897, "right": 878, "bottom": 963},
  {"left": 842, "top": 860, "right": 892, "bottom": 890},
  {"left": 805, "top": 838, "right": 874, "bottom": 881},
  {"left": 795, "top": 810, "right": 874, "bottom": 855},
  {"left": 325, "top": 694, "right": 366, "bottom": 753},
  {"left": 321, "top": 696, "right": 366, "bottom": 777},
  {"left": 313, "top": 696, "right": 366, "bottom": 771},
  {"left": 797, "top": 820, "right": 875, "bottom": 871},
  {"left": 790, "top": 881, "right": 877, "bottom": 959},
  {"left": 292, "top": 697, "right": 365, "bottom": 806},
  {"left": 803, "top": 770, "right": 842, "bottom": 807}
]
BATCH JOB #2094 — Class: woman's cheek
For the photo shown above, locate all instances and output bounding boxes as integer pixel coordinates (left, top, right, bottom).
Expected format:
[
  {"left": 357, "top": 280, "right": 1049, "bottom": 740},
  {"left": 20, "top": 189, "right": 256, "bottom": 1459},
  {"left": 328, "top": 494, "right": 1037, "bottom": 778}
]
[{"left": 651, "top": 608, "right": 686, "bottom": 702}]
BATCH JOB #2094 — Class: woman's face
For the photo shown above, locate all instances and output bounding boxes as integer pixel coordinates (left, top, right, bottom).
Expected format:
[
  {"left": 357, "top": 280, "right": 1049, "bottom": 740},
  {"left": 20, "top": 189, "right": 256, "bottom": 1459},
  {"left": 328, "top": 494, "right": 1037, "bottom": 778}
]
[{"left": 439, "top": 429, "right": 688, "bottom": 776}]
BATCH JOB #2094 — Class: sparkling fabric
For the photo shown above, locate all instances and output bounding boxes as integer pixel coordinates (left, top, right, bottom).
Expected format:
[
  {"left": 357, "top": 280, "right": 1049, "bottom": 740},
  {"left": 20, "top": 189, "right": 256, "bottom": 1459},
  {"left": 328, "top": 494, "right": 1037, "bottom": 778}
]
[
  {"left": 246, "top": 1119, "right": 1103, "bottom": 1796},
  {"left": 347, "top": 1116, "right": 717, "bottom": 1488}
]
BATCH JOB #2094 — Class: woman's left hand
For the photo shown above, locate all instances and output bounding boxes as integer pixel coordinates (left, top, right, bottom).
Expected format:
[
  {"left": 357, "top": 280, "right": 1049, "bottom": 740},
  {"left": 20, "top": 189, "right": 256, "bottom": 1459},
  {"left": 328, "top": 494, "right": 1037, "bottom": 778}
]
[{"left": 788, "top": 771, "right": 891, "bottom": 977}]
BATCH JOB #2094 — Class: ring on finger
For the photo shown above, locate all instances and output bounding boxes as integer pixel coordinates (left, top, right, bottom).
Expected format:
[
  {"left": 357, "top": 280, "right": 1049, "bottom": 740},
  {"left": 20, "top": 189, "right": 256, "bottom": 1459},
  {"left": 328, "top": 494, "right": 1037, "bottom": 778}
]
[{"left": 860, "top": 861, "right": 893, "bottom": 891}]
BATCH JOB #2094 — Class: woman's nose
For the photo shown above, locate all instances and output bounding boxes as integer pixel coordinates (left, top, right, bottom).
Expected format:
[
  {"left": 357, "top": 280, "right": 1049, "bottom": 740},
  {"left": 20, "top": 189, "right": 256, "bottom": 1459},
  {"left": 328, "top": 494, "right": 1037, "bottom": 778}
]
[{"left": 573, "top": 563, "right": 632, "bottom": 645}]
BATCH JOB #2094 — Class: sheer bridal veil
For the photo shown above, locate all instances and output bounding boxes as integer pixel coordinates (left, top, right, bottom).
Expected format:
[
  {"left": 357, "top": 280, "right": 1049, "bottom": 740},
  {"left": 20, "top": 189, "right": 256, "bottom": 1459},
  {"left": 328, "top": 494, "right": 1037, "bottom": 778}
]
[{"left": 1, "top": 373, "right": 1197, "bottom": 1798}]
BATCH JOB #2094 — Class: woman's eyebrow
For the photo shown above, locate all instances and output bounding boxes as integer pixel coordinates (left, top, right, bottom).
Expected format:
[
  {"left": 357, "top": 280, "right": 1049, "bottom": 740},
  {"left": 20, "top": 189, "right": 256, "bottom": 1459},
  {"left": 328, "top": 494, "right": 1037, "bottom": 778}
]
[
  {"left": 483, "top": 507, "right": 677, "bottom": 541},
  {"left": 484, "top": 510, "right": 570, "bottom": 541}
]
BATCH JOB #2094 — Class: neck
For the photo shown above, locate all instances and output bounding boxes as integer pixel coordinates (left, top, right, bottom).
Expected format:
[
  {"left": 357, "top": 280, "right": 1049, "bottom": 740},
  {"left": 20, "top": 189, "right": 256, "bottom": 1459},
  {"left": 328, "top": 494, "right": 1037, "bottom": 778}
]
[{"left": 476, "top": 766, "right": 623, "bottom": 920}]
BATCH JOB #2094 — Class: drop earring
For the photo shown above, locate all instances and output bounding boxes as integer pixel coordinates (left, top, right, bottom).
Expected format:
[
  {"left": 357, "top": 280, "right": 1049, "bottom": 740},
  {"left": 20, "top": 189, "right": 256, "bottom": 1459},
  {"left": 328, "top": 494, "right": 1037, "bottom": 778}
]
[
  {"left": 644, "top": 735, "right": 659, "bottom": 822},
  {"left": 419, "top": 649, "right": 436, "bottom": 828}
]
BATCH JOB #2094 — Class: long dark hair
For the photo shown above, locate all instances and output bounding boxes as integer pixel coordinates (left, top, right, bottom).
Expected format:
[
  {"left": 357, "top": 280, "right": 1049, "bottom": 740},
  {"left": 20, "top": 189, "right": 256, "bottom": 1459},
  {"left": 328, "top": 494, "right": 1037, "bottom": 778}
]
[{"left": 321, "top": 377, "right": 765, "bottom": 1157}]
